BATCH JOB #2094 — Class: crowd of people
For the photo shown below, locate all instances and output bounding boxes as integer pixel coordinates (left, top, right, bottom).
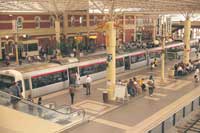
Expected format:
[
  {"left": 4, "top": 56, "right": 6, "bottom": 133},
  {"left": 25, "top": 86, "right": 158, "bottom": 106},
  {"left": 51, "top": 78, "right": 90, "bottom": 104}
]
[
  {"left": 126, "top": 75, "right": 155, "bottom": 97},
  {"left": 174, "top": 60, "right": 196, "bottom": 76}
]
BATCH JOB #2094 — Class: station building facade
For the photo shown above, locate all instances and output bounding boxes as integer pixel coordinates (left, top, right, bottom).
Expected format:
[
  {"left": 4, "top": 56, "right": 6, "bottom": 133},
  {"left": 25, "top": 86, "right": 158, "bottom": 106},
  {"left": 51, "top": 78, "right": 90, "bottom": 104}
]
[{"left": 0, "top": 11, "right": 157, "bottom": 60}]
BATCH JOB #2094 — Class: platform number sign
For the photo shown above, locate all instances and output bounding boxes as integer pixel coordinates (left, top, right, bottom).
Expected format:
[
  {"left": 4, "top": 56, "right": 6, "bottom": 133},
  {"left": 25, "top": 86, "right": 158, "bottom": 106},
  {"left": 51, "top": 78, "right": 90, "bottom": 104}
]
[{"left": 107, "top": 54, "right": 112, "bottom": 62}]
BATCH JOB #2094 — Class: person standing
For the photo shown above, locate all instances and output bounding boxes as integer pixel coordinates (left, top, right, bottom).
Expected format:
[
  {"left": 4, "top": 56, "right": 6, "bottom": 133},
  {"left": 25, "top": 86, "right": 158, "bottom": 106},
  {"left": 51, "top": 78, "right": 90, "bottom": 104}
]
[
  {"left": 194, "top": 68, "right": 199, "bottom": 82},
  {"left": 9, "top": 82, "right": 22, "bottom": 109},
  {"left": 37, "top": 97, "right": 42, "bottom": 117},
  {"left": 85, "top": 75, "right": 92, "bottom": 95},
  {"left": 147, "top": 75, "right": 155, "bottom": 96},
  {"left": 69, "top": 86, "right": 75, "bottom": 104}
]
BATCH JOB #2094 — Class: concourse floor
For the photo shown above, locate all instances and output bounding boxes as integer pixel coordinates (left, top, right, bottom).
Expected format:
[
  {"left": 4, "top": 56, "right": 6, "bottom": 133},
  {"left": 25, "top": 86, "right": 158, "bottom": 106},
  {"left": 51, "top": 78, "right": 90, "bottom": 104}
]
[{"left": 38, "top": 55, "right": 200, "bottom": 133}]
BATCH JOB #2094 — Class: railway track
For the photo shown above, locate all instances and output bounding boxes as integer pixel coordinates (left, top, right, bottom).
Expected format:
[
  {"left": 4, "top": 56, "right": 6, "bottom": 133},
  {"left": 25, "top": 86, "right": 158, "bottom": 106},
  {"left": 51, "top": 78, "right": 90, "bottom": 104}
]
[{"left": 176, "top": 111, "right": 200, "bottom": 133}]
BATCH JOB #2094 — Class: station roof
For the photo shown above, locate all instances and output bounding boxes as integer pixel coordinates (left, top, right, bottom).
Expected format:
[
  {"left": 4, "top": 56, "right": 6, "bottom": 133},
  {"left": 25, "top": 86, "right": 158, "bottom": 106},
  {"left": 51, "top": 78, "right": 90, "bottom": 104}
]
[{"left": 0, "top": 0, "right": 200, "bottom": 15}]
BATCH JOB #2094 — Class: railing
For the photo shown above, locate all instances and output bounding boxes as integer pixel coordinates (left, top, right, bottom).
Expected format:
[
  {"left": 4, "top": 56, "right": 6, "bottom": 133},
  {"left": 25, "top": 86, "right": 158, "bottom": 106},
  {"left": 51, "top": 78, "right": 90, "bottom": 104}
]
[
  {"left": 128, "top": 86, "right": 200, "bottom": 133},
  {"left": 0, "top": 91, "right": 86, "bottom": 128}
]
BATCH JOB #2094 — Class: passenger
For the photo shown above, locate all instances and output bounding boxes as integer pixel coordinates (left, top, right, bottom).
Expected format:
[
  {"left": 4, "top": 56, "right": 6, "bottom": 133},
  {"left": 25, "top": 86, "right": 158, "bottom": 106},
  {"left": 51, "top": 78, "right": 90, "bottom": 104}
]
[
  {"left": 9, "top": 81, "right": 22, "bottom": 109},
  {"left": 177, "top": 65, "right": 183, "bottom": 76},
  {"left": 194, "top": 68, "right": 199, "bottom": 83},
  {"left": 154, "top": 58, "right": 158, "bottom": 67},
  {"left": 37, "top": 97, "right": 42, "bottom": 117},
  {"left": 69, "top": 86, "right": 75, "bottom": 104},
  {"left": 150, "top": 62, "right": 155, "bottom": 70},
  {"left": 147, "top": 75, "right": 155, "bottom": 96},
  {"left": 75, "top": 72, "right": 80, "bottom": 87},
  {"left": 85, "top": 75, "right": 92, "bottom": 95},
  {"left": 117, "top": 80, "right": 122, "bottom": 85},
  {"left": 133, "top": 77, "right": 142, "bottom": 94},
  {"left": 139, "top": 78, "right": 146, "bottom": 92},
  {"left": 127, "top": 79, "right": 135, "bottom": 97}
]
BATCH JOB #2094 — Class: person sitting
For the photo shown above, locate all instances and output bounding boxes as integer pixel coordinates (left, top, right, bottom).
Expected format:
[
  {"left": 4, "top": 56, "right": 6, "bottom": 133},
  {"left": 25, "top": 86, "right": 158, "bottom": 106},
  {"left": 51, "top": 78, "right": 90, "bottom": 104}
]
[
  {"left": 177, "top": 65, "right": 183, "bottom": 76},
  {"left": 154, "top": 58, "right": 158, "bottom": 67},
  {"left": 127, "top": 79, "right": 135, "bottom": 97},
  {"left": 139, "top": 78, "right": 146, "bottom": 92}
]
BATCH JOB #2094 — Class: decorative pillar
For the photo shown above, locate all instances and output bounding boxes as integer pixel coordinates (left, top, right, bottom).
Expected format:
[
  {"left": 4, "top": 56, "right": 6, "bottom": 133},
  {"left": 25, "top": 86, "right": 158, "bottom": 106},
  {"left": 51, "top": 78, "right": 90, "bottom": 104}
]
[
  {"left": 0, "top": 37, "right": 2, "bottom": 61},
  {"left": 14, "top": 34, "right": 19, "bottom": 65},
  {"left": 55, "top": 19, "right": 61, "bottom": 53},
  {"left": 106, "top": 21, "right": 116, "bottom": 100},
  {"left": 183, "top": 17, "right": 191, "bottom": 64},
  {"left": 123, "top": 14, "right": 126, "bottom": 43},
  {"left": 152, "top": 19, "right": 156, "bottom": 42},
  {"left": 161, "top": 36, "right": 165, "bottom": 81}
]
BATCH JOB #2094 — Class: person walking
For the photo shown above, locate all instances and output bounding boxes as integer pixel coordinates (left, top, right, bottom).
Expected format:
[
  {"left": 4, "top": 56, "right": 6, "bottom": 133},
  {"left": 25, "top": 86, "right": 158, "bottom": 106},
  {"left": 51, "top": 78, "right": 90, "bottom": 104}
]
[
  {"left": 69, "top": 86, "right": 75, "bottom": 104},
  {"left": 147, "top": 75, "right": 155, "bottom": 96},
  {"left": 194, "top": 68, "right": 199, "bottom": 82},
  {"left": 85, "top": 75, "right": 92, "bottom": 95},
  {"left": 9, "top": 81, "right": 22, "bottom": 109},
  {"left": 37, "top": 97, "right": 42, "bottom": 117}
]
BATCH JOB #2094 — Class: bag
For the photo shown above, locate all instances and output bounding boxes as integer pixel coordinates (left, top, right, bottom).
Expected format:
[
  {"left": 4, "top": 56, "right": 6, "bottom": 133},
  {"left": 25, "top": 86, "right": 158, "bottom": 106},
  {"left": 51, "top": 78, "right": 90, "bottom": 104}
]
[{"left": 83, "top": 83, "right": 87, "bottom": 88}]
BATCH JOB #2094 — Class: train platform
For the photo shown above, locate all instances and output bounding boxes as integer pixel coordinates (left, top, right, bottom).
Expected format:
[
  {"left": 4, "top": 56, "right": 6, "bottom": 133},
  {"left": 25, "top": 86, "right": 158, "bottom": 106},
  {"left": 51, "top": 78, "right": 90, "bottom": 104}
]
[{"left": 35, "top": 54, "right": 200, "bottom": 133}]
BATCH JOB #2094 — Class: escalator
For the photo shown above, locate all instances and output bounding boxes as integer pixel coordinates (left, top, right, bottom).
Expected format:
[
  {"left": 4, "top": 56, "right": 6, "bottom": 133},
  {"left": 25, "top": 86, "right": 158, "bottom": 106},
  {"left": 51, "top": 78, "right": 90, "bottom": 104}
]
[{"left": 0, "top": 91, "right": 86, "bottom": 131}]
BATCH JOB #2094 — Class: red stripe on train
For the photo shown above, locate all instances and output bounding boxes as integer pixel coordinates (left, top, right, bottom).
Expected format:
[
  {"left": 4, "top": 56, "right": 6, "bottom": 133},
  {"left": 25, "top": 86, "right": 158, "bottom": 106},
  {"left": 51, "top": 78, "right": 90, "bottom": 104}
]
[{"left": 31, "top": 69, "right": 67, "bottom": 78}]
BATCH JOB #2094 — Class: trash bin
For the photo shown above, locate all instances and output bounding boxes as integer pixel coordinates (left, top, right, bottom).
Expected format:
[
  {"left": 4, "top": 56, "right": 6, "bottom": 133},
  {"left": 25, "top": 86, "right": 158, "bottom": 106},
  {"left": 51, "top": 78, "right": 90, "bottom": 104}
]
[{"left": 103, "top": 91, "right": 108, "bottom": 103}]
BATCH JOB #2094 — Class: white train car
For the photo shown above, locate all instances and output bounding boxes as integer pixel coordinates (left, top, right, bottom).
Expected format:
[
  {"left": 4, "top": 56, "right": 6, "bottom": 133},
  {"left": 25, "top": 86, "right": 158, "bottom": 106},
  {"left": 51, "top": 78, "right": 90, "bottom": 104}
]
[{"left": 0, "top": 40, "right": 198, "bottom": 98}]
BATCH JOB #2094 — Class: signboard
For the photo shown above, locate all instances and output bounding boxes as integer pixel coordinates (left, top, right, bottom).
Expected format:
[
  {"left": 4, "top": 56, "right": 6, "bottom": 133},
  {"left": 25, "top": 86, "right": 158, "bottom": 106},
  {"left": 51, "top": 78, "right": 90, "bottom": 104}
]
[
  {"left": 107, "top": 54, "right": 112, "bottom": 62},
  {"left": 115, "top": 84, "right": 127, "bottom": 100}
]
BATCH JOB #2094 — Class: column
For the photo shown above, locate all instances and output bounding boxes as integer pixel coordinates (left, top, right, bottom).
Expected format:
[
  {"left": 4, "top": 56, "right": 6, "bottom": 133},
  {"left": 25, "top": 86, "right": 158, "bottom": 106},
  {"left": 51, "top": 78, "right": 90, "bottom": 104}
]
[
  {"left": 123, "top": 14, "right": 126, "bottom": 43},
  {"left": 183, "top": 17, "right": 191, "bottom": 64},
  {"left": 0, "top": 37, "right": 2, "bottom": 61},
  {"left": 55, "top": 19, "right": 61, "bottom": 49},
  {"left": 14, "top": 34, "right": 19, "bottom": 65},
  {"left": 106, "top": 21, "right": 116, "bottom": 100},
  {"left": 152, "top": 19, "right": 156, "bottom": 42},
  {"left": 161, "top": 36, "right": 165, "bottom": 81}
]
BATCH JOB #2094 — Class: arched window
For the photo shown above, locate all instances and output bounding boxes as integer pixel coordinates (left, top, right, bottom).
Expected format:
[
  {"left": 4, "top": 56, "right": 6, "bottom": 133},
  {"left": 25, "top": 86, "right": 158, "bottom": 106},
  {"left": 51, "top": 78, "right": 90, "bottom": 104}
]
[
  {"left": 70, "top": 16, "right": 75, "bottom": 26},
  {"left": 79, "top": 16, "right": 83, "bottom": 25},
  {"left": 94, "top": 16, "right": 98, "bottom": 25},
  {"left": 16, "top": 16, "right": 23, "bottom": 29},
  {"left": 49, "top": 16, "right": 55, "bottom": 28},
  {"left": 35, "top": 16, "right": 40, "bottom": 29}
]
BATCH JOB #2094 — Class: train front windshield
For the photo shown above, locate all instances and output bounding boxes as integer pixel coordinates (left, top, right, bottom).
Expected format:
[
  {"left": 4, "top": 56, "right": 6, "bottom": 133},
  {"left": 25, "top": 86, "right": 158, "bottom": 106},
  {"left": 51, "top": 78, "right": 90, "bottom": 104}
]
[{"left": 0, "top": 74, "right": 15, "bottom": 91}]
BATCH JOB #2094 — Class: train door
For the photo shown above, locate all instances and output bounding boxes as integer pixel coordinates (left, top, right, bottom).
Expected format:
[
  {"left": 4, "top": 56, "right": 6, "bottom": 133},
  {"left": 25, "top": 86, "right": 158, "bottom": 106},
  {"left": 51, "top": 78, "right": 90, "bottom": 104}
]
[
  {"left": 1, "top": 48, "right": 5, "bottom": 60},
  {"left": 124, "top": 56, "right": 130, "bottom": 70},
  {"left": 68, "top": 67, "right": 78, "bottom": 85}
]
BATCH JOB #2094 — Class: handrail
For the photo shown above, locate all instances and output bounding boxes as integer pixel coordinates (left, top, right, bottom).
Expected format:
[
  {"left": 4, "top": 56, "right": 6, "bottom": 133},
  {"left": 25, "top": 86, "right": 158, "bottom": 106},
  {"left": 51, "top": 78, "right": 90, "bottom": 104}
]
[{"left": 0, "top": 90, "right": 86, "bottom": 126}]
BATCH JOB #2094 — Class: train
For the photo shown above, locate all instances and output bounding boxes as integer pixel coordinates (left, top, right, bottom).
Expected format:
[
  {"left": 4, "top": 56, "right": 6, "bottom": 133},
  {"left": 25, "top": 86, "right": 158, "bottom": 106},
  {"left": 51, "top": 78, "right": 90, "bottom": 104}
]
[{"left": 0, "top": 40, "right": 198, "bottom": 98}]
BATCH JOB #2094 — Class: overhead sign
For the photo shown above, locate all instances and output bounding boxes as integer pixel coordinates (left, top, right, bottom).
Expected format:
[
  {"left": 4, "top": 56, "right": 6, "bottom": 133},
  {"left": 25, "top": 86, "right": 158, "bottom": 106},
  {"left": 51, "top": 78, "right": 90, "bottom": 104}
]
[{"left": 107, "top": 54, "right": 112, "bottom": 62}]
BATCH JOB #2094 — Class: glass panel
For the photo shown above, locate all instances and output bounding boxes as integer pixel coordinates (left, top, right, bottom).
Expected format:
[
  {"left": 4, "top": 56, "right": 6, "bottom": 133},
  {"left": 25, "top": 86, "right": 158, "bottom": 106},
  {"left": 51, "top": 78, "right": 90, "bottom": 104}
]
[
  {"left": 137, "top": 54, "right": 146, "bottom": 62},
  {"left": 79, "top": 63, "right": 106, "bottom": 77},
  {"left": 0, "top": 74, "right": 15, "bottom": 91},
  {"left": 151, "top": 123, "right": 162, "bottom": 133},
  {"left": 28, "top": 43, "right": 38, "bottom": 51},
  {"left": 131, "top": 56, "right": 137, "bottom": 64},
  {"left": 176, "top": 109, "right": 183, "bottom": 123},
  {"left": 116, "top": 59, "right": 124, "bottom": 67},
  {"left": 32, "top": 71, "right": 66, "bottom": 89}
]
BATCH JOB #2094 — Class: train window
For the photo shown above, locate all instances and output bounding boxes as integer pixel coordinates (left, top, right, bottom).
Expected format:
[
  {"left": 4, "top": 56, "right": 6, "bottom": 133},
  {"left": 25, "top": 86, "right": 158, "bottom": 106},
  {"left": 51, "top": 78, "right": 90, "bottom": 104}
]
[
  {"left": 116, "top": 59, "right": 124, "bottom": 67},
  {"left": 131, "top": 56, "right": 137, "bottom": 64},
  {"left": 150, "top": 52, "right": 160, "bottom": 59},
  {"left": 79, "top": 63, "right": 107, "bottom": 77},
  {"left": 62, "top": 71, "right": 68, "bottom": 81},
  {"left": 32, "top": 71, "right": 67, "bottom": 89},
  {"left": 28, "top": 43, "right": 38, "bottom": 51},
  {"left": 24, "top": 79, "right": 30, "bottom": 91},
  {"left": 137, "top": 54, "right": 146, "bottom": 62},
  {"left": 0, "top": 75, "right": 15, "bottom": 90}
]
